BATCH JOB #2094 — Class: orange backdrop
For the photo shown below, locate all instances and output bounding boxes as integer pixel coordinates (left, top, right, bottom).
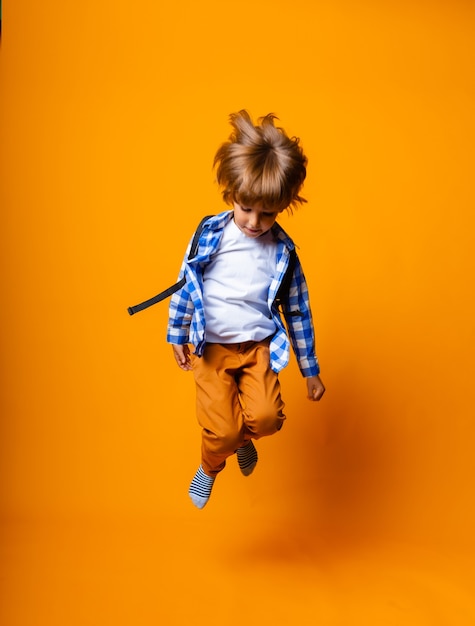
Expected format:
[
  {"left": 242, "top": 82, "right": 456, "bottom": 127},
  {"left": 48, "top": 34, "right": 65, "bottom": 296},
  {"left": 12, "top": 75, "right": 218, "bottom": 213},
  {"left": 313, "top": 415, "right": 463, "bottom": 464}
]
[{"left": 1, "top": 0, "right": 475, "bottom": 624}]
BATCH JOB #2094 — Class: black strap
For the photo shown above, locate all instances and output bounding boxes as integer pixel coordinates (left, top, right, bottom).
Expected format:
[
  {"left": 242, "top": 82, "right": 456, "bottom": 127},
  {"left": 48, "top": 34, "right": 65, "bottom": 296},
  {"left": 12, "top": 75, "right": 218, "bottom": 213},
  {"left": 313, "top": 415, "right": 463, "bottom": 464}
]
[
  {"left": 188, "top": 214, "right": 213, "bottom": 259},
  {"left": 274, "top": 248, "right": 296, "bottom": 309},
  {"left": 128, "top": 215, "right": 213, "bottom": 316},
  {"left": 127, "top": 278, "right": 186, "bottom": 315}
]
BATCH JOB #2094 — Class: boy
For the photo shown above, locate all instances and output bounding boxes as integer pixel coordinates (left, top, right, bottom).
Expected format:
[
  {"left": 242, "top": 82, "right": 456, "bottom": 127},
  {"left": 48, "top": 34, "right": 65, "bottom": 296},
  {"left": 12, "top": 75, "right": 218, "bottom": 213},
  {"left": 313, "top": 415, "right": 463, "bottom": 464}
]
[{"left": 167, "top": 110, "right": 325, "bottom": 509}]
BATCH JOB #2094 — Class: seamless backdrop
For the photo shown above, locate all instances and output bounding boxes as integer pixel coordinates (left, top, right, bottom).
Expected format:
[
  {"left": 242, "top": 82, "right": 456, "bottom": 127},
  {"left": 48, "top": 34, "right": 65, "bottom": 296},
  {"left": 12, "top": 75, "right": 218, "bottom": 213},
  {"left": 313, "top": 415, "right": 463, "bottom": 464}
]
[{"left": 1, "top": 1, "right": 475, "bottom": 625}]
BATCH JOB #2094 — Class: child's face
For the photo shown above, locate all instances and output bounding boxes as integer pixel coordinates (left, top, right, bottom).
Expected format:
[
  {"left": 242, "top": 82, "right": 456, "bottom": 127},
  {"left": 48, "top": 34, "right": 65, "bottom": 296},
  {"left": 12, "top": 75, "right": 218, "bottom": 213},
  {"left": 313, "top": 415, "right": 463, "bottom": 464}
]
[{"left": 233, "top": 201, "right": 283, "bottom": 238}]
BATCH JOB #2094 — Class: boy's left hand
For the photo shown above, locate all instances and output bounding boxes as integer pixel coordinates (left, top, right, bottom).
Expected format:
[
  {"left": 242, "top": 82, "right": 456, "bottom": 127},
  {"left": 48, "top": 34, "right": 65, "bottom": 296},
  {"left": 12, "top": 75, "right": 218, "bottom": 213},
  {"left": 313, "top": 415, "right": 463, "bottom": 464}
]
[{"left": 306, "top": 375, "right": 325, "bottom": 401}]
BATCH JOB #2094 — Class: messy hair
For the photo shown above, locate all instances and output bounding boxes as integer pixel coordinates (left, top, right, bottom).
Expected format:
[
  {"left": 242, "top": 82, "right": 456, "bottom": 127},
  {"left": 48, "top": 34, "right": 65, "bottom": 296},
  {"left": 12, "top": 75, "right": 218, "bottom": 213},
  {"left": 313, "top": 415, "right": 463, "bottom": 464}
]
[{"left": 213, "top": 110, "right": 308, "bottom": 213}]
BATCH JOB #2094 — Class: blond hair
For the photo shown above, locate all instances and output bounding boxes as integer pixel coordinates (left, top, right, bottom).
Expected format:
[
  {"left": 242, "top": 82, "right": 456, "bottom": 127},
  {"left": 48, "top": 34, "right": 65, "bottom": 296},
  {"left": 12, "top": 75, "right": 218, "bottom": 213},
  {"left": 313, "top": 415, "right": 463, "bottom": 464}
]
[{"left": 213, "top": 110, "right": 307, "bottom": 213}]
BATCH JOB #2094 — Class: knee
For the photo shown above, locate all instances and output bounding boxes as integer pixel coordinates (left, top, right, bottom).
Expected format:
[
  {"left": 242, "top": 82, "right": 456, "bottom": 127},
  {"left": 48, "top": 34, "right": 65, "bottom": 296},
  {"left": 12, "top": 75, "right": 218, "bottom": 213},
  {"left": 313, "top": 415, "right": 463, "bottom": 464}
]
[{"left": 247, "top": 410, "right": 284, "bottom": 439}]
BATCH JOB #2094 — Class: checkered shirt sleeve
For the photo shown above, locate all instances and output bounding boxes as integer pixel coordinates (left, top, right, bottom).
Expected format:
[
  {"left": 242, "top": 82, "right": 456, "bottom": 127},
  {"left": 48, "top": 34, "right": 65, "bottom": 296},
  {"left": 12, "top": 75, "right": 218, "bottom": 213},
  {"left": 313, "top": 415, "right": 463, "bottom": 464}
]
[
  {"left": 166, "top": 238, "right": 196, "bottom": 345},
  {"left": 281, "top": 254, "right": 320, "bottom": 378}
]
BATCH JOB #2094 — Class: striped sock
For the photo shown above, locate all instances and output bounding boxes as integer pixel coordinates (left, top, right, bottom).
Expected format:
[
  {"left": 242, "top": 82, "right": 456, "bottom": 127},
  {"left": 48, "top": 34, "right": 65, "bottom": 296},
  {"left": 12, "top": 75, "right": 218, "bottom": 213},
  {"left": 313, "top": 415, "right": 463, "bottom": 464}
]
[
  {"left": 236, "top": 441, "right": 258, "bottom": 476},
  {"left": 189, "top": 465, "right": 215, "bottom": 509}
]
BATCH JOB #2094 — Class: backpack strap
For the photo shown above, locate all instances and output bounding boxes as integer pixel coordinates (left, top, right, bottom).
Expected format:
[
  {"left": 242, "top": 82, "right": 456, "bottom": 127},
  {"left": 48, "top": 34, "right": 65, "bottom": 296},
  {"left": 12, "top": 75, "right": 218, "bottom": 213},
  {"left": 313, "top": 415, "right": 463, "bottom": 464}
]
[
  {"left": 273, "top": 248, "right": 303, "bottom": 317},
  {"left": 187, "top": 214, "right": 214, "bottom": 259},
  {"left": 274, "top": 248, "right": 296, "bottom": 306},
  {"left": 127, "top": 215, "right": 213, "bottom": 316}
]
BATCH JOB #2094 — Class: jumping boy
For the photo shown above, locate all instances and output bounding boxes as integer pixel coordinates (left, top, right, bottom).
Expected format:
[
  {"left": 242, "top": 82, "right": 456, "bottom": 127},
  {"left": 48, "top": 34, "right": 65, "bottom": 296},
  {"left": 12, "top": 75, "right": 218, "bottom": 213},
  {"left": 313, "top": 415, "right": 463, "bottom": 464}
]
[{"left": 167, "top": 110, "right": 325, "bottom": 509}]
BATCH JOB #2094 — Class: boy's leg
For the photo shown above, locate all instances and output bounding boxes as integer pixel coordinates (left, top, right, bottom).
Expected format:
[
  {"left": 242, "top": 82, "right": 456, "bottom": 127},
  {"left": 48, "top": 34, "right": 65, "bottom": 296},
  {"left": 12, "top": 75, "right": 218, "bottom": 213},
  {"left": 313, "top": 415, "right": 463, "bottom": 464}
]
[
  {"left": 189, "top": 465, "right": 215, "bottom": 509},
  {"left": 237, "top": 340, "right": 286, "bottom": 441},
  {"left": 192, "top": 343, "right": 244, "bottom": 478},
  {"left": 236, "top": 440, "right": 258, "bottom": 476}
]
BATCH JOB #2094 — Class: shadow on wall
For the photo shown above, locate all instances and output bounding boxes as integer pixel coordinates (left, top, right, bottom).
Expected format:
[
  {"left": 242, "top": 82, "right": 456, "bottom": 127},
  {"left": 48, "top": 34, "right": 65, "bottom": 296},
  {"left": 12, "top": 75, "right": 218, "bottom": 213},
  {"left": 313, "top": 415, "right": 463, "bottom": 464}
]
[
  {"left": 225, "top": 366, "right": 405, "bottom": 563},
  {"left": 306, "top": 385, "right": 400, "bottom": 550}
]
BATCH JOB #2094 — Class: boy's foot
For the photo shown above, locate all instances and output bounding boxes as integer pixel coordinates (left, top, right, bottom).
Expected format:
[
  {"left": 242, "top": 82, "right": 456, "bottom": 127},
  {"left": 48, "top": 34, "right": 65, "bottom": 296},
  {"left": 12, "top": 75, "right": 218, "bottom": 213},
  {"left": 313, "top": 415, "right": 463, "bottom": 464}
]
[
  {"left": 236, "top": 441, "right": 258, "bottom": 476},
  {"left": 189, "top": 465, "right": 215, "bottom": 509}
]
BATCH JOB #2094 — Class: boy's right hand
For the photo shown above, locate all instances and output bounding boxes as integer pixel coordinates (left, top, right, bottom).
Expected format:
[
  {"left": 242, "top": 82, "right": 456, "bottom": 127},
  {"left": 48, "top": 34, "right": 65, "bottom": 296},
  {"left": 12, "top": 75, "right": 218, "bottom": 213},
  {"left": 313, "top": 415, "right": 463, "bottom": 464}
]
[{"left": 172, "top": 344, "right": 193, "bottom": 371}]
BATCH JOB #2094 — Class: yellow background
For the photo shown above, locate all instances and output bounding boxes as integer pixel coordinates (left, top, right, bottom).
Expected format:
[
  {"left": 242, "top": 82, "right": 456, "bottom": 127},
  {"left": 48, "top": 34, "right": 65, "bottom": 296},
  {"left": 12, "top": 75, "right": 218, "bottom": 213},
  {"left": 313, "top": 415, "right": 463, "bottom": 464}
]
[{"left": 1, "top": 0, "right": 475, "bottom": 624}]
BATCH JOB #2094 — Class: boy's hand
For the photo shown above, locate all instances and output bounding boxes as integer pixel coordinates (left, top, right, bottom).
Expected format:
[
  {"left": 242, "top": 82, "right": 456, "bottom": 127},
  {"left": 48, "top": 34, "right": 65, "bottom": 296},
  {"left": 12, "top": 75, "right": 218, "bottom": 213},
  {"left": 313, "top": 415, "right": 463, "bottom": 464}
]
[
  {"left": 306, "top": 375, "right": 325, "bottom": 401},
  {"left": 172, "top": 344, "right": 192, "bottom": 371}
]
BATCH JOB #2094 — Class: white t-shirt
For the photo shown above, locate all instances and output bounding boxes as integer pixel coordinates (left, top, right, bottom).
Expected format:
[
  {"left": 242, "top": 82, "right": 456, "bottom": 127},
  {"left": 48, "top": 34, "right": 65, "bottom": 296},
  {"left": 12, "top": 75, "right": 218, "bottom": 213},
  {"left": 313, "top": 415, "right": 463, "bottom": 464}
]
[{"left": 203, "top": 219, "right": 277, "bottom": 343}]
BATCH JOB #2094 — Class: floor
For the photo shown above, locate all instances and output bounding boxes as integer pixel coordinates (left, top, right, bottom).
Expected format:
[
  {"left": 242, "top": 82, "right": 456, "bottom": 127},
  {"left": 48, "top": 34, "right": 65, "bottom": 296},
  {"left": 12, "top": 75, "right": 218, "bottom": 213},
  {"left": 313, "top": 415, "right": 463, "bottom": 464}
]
[{"left": 1, "top": 510, "right": 474, "bottom": 626}]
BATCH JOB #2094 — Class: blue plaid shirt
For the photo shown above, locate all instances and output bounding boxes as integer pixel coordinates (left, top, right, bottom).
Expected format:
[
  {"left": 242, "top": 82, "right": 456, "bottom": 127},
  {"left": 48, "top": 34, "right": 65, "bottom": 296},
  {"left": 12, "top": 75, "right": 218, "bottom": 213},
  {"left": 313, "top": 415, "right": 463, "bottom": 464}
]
[{"left": 167, "top": 210, "right": 320, "bottom": 377}]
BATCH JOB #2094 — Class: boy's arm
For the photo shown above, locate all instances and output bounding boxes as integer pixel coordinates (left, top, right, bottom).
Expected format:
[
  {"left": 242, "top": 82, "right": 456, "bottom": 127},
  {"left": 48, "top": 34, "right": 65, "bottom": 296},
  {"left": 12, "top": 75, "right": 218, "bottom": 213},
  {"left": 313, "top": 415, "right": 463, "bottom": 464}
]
[
  {"left": 167, "top": 282, "right": 194, "bottom": 345},
  {"left": 172, "top": 344, "right": 193, "bottom": 371},
  {"left": 306, "top": 375, "right": 325, "bottom": 401},
  {"left": 166, "top": 239, "right": 195, "bottom": 346},
  {"left": 283, "top": 254, "right": 321, "bottom": 379},
  {"left": 283, "top": 260, "right": 325, "bottom": 401}
]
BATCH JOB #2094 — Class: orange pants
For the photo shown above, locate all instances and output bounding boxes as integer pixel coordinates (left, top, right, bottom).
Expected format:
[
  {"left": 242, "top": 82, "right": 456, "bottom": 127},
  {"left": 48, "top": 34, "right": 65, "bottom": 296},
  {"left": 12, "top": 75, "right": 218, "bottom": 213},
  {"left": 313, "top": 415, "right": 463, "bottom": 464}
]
[{"left": 191, "top": 338, "right": 286, "bottom": 477}]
